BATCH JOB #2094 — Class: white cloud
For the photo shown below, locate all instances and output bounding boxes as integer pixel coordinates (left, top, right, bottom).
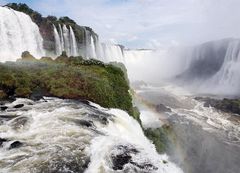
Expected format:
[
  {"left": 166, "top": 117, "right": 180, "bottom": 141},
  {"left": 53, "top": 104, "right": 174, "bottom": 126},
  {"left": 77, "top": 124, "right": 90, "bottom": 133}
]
[{"left": 12, "top": 0, "right": 240, "bottom": 48}]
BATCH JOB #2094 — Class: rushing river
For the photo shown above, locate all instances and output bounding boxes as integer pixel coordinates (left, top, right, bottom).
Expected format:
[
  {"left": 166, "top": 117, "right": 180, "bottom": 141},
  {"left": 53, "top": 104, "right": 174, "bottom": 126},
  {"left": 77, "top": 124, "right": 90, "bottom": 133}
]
[
  {"left": 135, "top": 84, "right": 240, "bottom": 173},
  {"left": 0, "top": 97, "right": 182, "bottom": 173}
]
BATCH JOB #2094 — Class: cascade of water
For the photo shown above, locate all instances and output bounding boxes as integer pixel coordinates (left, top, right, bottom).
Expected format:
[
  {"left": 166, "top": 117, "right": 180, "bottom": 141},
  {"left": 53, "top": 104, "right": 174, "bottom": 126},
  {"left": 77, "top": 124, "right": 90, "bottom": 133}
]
[
  {"left": 0, "top": 7, "right": 44, "bottom": 61},
  {"left": 53, "top": 24, "right": 62, "bottom": 55},
  {"left": 62, "top": 24, "right": 71, "bottom": 55},
  {"left": 53, "top": 24, "right": 79, "bottom": 56},
  {"left": 95, "top": 37, "right": 105, "bottom": 61},
  {"left": 101, "top": 43, "right": 125, "bottom": 63},
  {"left": 69, "top": 26, "right": 78, "bottom": 56},
  {"left": 205, "top": 39, "right": 240, "bottom": 94},
  {"left": 84, "top": 28, "right": 96, "bottom": 59},
  {"left": 58, "top": 24, "right": 64, "bottom": 51},
  {"left": 90, "top": 35, "right": 97, "bottom": 58}
]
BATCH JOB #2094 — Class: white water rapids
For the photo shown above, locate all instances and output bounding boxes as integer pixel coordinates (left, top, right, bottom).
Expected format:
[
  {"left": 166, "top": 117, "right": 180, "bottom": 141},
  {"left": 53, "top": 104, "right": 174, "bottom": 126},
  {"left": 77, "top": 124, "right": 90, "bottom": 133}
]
[
  {"left": 134, "top": 83, "right": 240, "bottom": 173},
  {"left": 0, "top": 97, "right": 182, "bottom": 173}
]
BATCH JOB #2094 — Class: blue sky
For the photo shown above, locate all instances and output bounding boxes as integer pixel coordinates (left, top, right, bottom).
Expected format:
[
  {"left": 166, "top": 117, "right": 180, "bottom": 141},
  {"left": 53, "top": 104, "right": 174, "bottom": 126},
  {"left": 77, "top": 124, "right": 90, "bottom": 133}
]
[{"left": 1, "top": 0, "right": 240, "bottom": 49}]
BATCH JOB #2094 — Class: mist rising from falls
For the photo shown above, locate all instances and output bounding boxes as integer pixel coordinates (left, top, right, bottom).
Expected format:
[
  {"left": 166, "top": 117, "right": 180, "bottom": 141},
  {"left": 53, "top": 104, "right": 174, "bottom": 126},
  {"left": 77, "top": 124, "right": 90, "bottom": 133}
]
[
  {"left": 124, "top": 38, "right": 240, "bottom": 96},
  {"left": 0, "top": 7, "right": 44, "bottom": 61},
  {"left": 176, "top": 38, "right": 240, "bottom": 95},
  {"left": 124, "top": 49, "right": 185, "bottom": 83},
  {"left": 205, "top": 39, "right": 240, "bottom": 94}
]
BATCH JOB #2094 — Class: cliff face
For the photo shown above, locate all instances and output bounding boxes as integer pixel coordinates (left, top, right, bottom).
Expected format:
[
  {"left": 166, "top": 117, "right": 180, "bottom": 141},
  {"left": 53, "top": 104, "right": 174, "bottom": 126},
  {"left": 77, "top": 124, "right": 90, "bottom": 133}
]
[{"left": 6, "top": 3, "right": 98, "bottom": 55}]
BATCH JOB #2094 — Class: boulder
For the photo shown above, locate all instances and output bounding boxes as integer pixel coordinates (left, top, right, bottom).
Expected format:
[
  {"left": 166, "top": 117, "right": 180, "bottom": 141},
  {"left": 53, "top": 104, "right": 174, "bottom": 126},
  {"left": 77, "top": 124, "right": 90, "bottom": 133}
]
[
  {"left": 21, "top": 51, "right": 37, "bottom": 61},
  {"left": 13, "top": 104, "right": 24, "bottom": 109},
  {"left": 0, "top": 138, "right": 8, "bottom": 146},
  {"left": 9, "top": 141, "right": 23, "bottom": 149},
  {"left": 0, "top": 106, "right": 8, "bottom": 111}
]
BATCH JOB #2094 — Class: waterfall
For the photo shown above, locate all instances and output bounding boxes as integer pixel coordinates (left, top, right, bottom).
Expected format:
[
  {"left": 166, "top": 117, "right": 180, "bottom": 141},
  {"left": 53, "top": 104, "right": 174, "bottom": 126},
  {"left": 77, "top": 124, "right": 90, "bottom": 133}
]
[
  {"left": 69, "top": 26, "right": 78, "bottom": 56},
  {"left": 0, "top": 7, "right": 44, "bottom": 62},
  {"left": 205, "top": 39, "right": 240, "bottom": 94},
  {"left": 59, "top": 24, "right": 64, "bottom": 51},
  {"left": 172, "top": 38, "right": 240, "bottom": 95},
  {"left": 101, "top": 43, "right": 125, "bottom": 63},
  {"left": 53, "top": 24, "right": 62, "bottom": 55},
  {"left": 53, "top": 24, "right": 79, "bottom": 56},
  {"left": 83, "top": 27, "right": 125, "bottom": 63},
  {"left": 62, "top": 24, "right": 70, "bottom": 55},
  {"left": 90, "top": 36, "right": 97, "bottom": 58},
  {"left": 84, "top": 28, "right": 96, "bottom": 59}
]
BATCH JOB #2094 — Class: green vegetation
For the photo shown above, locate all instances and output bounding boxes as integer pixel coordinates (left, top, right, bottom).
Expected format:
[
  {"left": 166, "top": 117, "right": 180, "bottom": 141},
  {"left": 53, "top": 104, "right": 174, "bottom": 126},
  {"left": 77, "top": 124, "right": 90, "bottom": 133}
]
[
  {"left": 144, "top": 126, "right": 170, "bottom": 153},
  {"left": 0, "top": 53, "right": 135, "bottom": 117}
]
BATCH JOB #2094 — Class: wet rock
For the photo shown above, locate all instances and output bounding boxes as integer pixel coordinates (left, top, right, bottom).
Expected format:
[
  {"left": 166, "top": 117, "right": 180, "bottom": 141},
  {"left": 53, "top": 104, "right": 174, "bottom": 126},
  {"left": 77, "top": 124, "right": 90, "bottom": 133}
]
[
  {"left": 111, "top": 145, "right": 139, "bottom": 170},
  {"left": 0, "top": 115, "right": 19, "bottom": 119},
  {"left": 0, "top": 138, "right": 8, "bottom": 146},
  {"left": 162, "top": 160, "right": 168, "bottom": 164},
  {"left": 75, "top": 120, "right": 94, "bottom": 128},
  {"left": 112, "top": 152, "right": 132, "bottom": 170},
  {"left": 9, "top": 141, "right": 23, "bottom": 149},
  {"left": 0, "top": 115, "right": 19, "bottom": 123},
  {"left": 130, "top": 161, "right": 158, "bottom": 170},
  {"left": 156, "top": 104, "right": 172, "bottom": 113},
  {"left": 111, "top": 145, "right": 157, "bottom": 171},
  {"left": 0, "top": 106, "right": 8, "bottom": 111},
  {"left": 79, "top": 99, "right": 91, "bottom": 106},
  {"left": 88, "top": 113, "right": 108, "bottom": 125},
  {"left": 13, "top": 104, "right": 24, "bottom": 109}
]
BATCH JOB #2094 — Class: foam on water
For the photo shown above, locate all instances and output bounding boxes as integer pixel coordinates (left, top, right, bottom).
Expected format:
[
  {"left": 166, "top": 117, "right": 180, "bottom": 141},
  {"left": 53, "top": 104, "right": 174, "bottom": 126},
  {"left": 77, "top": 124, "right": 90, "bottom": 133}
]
[{"left": 0, "top": 98, "right": 183, "bottom": 173}]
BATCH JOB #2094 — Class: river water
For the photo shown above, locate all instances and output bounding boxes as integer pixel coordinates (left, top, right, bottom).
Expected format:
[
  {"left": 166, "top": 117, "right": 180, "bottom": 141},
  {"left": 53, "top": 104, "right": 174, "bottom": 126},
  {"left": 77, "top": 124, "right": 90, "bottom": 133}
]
[
  {"left": 0, "top": 97, "right": 182, "bottom": 173},
  {"left": 135, "top": 84, "right": 240, "bottom": 173}
]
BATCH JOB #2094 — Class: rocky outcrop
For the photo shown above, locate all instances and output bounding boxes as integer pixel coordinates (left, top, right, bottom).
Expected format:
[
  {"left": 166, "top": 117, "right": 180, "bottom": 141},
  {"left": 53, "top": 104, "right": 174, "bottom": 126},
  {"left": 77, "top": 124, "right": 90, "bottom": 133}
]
[
  {"left": 195, "top": 97, "right": 240, "bottom": 116},
  {"left": 0, "top": 54, "right": 135, "bottom": 117}
]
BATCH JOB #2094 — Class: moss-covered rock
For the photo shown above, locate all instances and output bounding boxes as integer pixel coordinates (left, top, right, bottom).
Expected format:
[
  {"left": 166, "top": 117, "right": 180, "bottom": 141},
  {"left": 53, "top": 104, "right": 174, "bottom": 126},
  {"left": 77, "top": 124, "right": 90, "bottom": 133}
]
[
  {"left": 0, "top": 54, "right": 135, "bottom": 117},
  {"left": 40, "top": 57, "right": 54, "bottom": 62},
  {"left": 21, "top": 51, "right": 37, "bottom": 61}
]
